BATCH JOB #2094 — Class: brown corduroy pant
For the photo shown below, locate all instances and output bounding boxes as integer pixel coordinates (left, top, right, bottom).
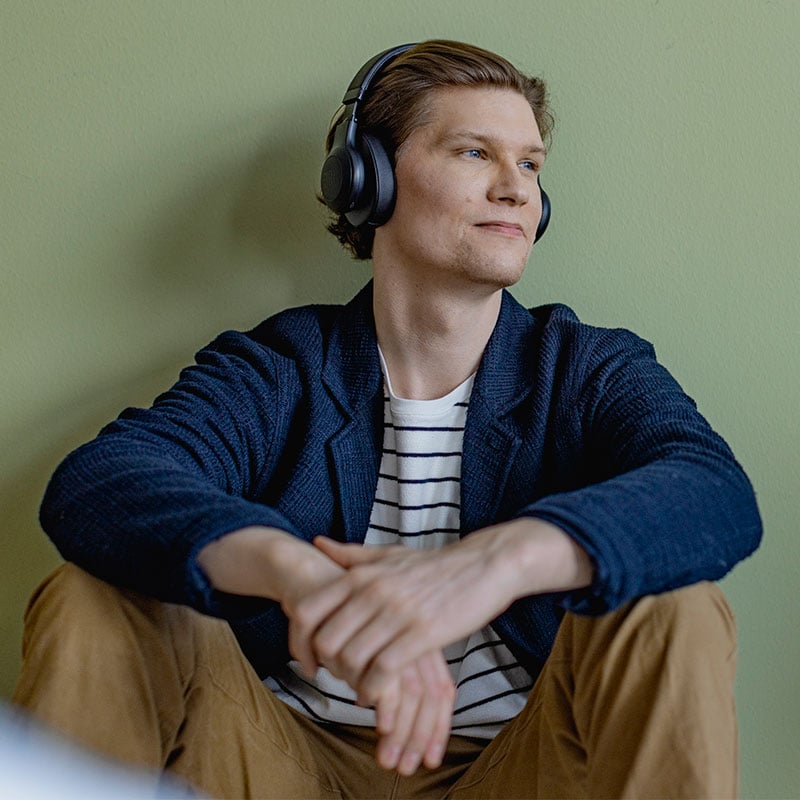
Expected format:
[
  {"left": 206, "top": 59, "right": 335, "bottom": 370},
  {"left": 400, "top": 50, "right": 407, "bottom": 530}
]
[{"left": 13, "top": 564, "right": 738, "bottom": 799}]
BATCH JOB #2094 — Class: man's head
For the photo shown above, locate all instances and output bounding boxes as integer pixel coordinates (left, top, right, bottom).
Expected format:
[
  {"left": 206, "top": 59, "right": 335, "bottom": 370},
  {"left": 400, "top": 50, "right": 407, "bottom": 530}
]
[{"left": 322, "top": 40, "right": 553, "bottom": 260}]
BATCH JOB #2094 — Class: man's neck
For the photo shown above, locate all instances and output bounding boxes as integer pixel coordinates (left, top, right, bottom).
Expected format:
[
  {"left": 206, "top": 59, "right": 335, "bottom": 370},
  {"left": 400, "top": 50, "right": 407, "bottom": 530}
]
[{"left": 372, "top": 269, "right": 503, "bottom": 401}]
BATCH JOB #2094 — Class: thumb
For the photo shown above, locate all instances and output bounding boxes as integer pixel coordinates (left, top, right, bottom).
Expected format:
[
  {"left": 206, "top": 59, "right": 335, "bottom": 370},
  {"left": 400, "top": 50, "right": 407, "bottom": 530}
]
[{"left": 312, "top": 536, "right": 389, "bottom": 567}]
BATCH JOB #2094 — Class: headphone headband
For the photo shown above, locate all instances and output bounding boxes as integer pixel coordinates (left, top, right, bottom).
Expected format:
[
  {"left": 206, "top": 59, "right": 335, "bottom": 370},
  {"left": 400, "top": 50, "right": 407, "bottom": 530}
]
[{"left": 342, "top": 44, "right": 415, "bottom": 106}]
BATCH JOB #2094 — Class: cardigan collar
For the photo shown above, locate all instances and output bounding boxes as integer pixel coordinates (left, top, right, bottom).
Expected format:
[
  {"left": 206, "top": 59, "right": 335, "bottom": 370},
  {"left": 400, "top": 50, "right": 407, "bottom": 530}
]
[{"left": 322, "top": 280, "right": 540, "bottom": 419}]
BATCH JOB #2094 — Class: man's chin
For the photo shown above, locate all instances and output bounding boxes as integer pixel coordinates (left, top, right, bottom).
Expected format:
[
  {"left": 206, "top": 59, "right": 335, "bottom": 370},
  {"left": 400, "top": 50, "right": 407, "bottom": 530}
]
[
  {"left": 452, "top": 246, "right": 528, "bottom": 290},
  {"left": 474, "top": 261, "right": 528, "bottom": 292}
]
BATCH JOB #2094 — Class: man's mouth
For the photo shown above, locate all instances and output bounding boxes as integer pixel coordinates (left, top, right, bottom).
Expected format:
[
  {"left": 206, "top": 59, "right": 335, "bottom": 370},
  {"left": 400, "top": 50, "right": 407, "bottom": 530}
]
[{"left": 475, "top": 222, "right": 525, "bottom": 237}]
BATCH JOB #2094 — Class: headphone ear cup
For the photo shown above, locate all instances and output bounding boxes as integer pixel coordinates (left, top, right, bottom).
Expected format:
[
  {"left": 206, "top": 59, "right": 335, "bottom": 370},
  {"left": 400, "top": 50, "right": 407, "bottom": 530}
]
[
  {"left": 535, "top": 179, "right": 551, "bottom": 242},
  {"left": 345, "top": 132, "right": 396, "bottom": 227},
  {"left": 362, "top": 132, "right": 396, "bottom": 227},
  {"left": 321, "top": 143, "right": 365, "bottom": 214}
]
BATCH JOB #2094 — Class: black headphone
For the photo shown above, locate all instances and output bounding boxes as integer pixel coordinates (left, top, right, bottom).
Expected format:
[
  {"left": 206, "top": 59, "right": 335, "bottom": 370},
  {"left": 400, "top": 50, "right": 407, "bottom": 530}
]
[{"left": 320, "top": 44, "right": 551, "bottom": 241}]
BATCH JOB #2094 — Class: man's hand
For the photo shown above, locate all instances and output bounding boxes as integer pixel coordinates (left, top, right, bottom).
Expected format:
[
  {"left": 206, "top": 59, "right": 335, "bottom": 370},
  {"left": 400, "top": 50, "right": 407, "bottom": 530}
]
[
  {"left": 197, "top": 527, "right": 455, "bottom": 774},
  {"left": 373, "top": 651, "right": 455, "bottom": 775},
  {"left": 291, "top": 534, "right": 513, "bottom": 705},
  {"left": 291, "top": 519, "right": 593, "bottom": 704}
]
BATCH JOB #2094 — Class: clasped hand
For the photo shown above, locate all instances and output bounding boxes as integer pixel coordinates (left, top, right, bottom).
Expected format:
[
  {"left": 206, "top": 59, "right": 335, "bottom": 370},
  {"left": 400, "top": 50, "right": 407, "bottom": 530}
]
[
  {"left": 281, "top": 534, "right": 519, "bottom": 774},
  {"left": 202, "top": 519, "right": 588, "bottom": 775}
]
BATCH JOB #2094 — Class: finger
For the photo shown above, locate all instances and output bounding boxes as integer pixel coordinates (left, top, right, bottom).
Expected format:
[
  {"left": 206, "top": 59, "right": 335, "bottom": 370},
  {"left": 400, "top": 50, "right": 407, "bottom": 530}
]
[
  {"left": 310, "top": 572, "right": 411, "bottom": 689},
  {"left": 312, "top": 537, "right": 395, "bottom": 567},
  {"left": 312, "top": 602, "right": 388, "bottom": 686},
  {"left": 395, "top": 653, "right": 454, "bottom": 776},
  {"left": 351, "top": 618, "right": 415, "bottom": 706},
  {"left": 396, "top": 663, "right": 439, "bottom": 776},
  {"left": 375, "top": 677, "right": 400, "bottom": 734},
  {"left": 358, "top": 625, "right": 438, "bottom": 703},
  {"left": 287, "top": 619, "right": 319, "bottom": 678},
  {"left": 376, "top": 664, "right": 422, "bottom": 772},
  {"left": 420, "top": 654, "right": 455, "bottom": 770},
  {"left": 287, "top": 580, "right": 354, "bottom": 675}
]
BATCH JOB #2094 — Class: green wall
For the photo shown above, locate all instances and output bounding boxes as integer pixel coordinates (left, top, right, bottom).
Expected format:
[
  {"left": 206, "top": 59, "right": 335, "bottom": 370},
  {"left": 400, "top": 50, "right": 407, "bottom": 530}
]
[{"left": 2, "top": 2, "right": 797, "bottom": 796}]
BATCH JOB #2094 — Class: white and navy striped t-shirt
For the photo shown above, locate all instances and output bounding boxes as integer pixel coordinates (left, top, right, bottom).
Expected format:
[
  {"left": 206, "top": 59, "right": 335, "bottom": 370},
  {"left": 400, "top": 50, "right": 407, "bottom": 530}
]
[{"left": 265, "top": 354, "right": 532, "bottom": 738}]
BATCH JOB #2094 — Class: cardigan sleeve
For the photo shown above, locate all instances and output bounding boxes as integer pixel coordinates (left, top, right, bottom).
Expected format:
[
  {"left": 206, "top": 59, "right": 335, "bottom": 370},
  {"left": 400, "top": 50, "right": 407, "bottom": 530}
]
[
  {"left": 39, "top": 332, "right": 303, "bottom": 617},
  {"left": 519, "top": 326, "right": 762, "bottom": 615}
]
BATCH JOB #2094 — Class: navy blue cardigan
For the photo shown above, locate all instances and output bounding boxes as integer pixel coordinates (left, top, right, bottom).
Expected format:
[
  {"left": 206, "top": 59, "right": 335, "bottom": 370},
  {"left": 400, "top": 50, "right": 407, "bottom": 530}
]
[{"left": 40, "top": 283, "right": 762, "bottom": 680}]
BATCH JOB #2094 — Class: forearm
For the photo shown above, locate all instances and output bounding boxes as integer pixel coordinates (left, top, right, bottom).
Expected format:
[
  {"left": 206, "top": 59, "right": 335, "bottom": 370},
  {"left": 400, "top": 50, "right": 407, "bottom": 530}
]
[
  {"left": 196, "top": 526, "right": 354, "bottom": 612},
  {"left": 467, "top": 517, "right": 594, "bottom": 602},
  {"left": 197, "top": 526, "right": 306, "bottom": 601},
  {"left": 521, "top": 455, "right": 761, "bottom": 614}
]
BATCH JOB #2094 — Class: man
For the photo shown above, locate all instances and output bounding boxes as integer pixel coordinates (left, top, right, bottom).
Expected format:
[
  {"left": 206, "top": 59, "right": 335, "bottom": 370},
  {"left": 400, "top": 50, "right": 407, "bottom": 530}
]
[{"left": 15, "top": 41, "right": 761, "bottom": 798}]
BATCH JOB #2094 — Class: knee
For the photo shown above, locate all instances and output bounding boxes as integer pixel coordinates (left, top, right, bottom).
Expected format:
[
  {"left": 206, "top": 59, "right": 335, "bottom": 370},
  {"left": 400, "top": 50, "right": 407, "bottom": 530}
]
[
  {"left": 21, "top": 565, "right": 113, "bottom": 666},
  {"left": 25, "top": 562, "right": 236, "bottom": 668},
  {"left": 24, "top": 563, "right": 142, "bottom": 640},
  {"left": 639, "top": 582, "right": 737, "bottom": 660},
  {"left": 21, "top": 563, "right": 196, "bottom": 662},
  {"left": 27, "top": 561, "right": 116, "bottom": 611},
  {"left": 563, "top": 582, "right": 737, "bottom": 687},
  {"left": 23, "top": 564, "right": 104, "bottom": 645}
]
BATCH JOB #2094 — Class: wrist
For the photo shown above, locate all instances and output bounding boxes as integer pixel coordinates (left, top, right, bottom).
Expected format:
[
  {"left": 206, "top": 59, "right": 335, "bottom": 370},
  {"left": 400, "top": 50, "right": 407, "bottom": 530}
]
[
  {"left": 474, "top": 517, "right": 594, "bottom": 601},
  {"left": 197, "top": 526, "right": 297, "bottom": 601}
]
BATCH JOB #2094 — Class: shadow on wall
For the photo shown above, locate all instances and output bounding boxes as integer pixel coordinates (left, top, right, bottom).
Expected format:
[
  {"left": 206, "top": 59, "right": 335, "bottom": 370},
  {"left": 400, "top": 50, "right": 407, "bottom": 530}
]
[
  {"left": 2, "top": 103, "right": 357, "bottom": 698},
  {"left": 136, "top": 102, "right": 362, "bottom": 315},
  {"left": 227, "top": 115, "right": 367, "bottom": 303}
]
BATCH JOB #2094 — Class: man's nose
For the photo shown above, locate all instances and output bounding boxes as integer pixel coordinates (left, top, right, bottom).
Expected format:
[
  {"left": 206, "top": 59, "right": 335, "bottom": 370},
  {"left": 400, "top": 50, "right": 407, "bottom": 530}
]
[{"left": 487, "top": 161, "right": 530, "bottom": 205}]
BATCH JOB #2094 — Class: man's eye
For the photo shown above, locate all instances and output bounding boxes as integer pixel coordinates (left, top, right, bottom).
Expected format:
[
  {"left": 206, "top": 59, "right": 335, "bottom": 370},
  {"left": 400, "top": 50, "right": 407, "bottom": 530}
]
[
  {"left": 464, "top": 149, "right": 482, "bottom": 158},
  {"left": 520, "top": 160, "right": 539, "bottom": 172}
]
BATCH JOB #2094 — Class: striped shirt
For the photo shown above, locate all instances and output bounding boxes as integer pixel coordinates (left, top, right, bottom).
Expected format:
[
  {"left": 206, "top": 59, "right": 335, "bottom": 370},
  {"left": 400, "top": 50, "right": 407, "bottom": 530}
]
[{"left": 266, "top": 354, "right": 531, "bottom": 738}]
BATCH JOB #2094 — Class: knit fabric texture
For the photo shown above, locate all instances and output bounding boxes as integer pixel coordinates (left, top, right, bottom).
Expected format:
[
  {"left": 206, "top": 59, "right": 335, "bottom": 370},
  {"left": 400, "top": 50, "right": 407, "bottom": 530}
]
[{"left": 40, "top": 283, "right": 762, "bottom": 679}]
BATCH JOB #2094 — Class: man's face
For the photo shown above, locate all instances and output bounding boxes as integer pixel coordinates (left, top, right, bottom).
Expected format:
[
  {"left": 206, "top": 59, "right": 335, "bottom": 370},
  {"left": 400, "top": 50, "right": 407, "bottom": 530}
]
[{"left": 373, "top": 85, "right": 546, "bottom": 293}]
